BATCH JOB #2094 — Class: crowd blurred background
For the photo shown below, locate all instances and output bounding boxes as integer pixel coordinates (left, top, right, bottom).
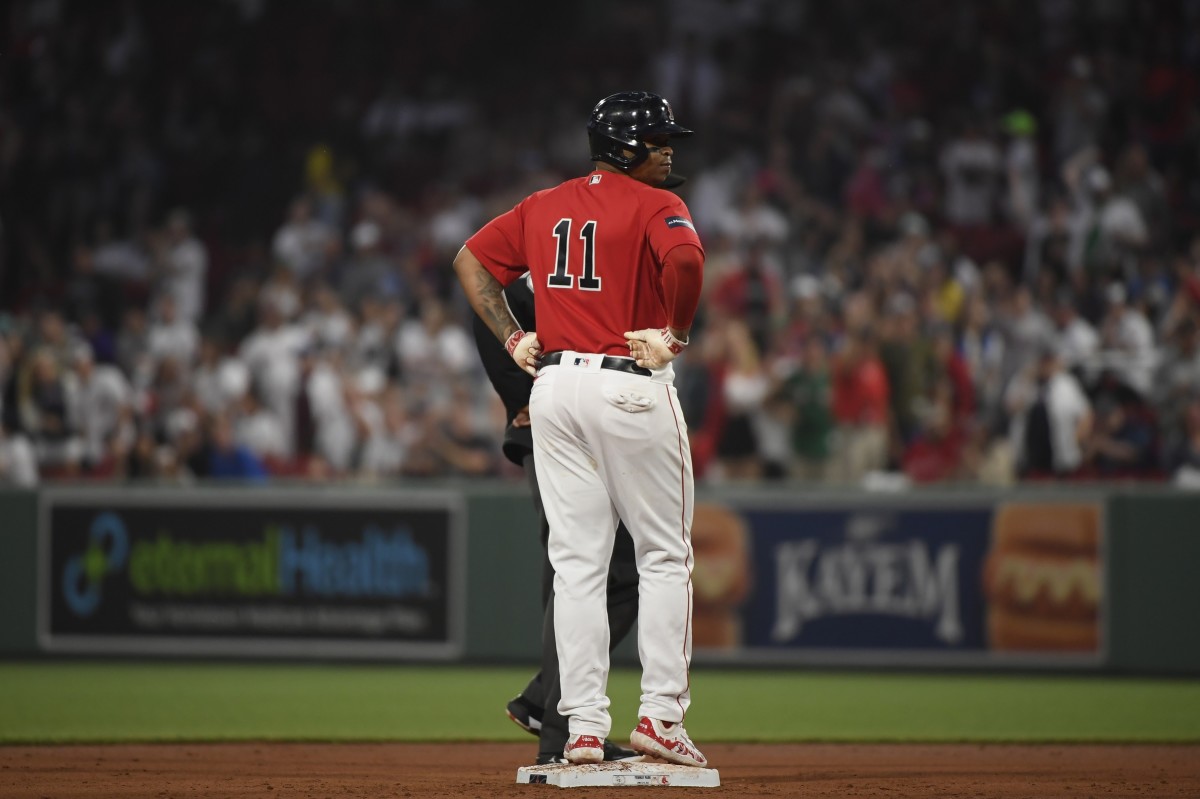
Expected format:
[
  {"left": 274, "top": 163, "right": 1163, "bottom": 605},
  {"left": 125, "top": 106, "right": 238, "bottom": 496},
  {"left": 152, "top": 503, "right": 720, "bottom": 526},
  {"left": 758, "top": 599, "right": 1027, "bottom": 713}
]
[{"left": 2, "top": 0, "right": 1200, "bottom": 488}]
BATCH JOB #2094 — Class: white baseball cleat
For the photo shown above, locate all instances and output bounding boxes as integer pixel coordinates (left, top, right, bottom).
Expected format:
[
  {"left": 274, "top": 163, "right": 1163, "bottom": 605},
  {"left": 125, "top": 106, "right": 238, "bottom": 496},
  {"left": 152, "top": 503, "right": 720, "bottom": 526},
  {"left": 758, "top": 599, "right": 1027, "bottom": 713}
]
[
  {"left": 629, "top": 716, "right": 708, "bottom": 767},
  {"left": 563, "top": 734, "right": 606, "bottom": 764}
]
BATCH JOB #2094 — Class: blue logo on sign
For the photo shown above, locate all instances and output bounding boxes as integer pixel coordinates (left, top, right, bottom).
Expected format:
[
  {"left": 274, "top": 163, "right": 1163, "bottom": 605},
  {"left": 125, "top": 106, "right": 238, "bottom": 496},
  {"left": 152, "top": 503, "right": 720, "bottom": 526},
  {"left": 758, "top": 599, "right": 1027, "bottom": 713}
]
[{"left": 62, "top": 513, "right": 130, "bottom": 618}]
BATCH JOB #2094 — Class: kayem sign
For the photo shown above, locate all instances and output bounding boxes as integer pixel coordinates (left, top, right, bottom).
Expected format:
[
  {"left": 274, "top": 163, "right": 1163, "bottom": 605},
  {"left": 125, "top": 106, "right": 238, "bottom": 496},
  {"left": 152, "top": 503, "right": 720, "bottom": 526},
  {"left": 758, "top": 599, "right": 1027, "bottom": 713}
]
[
  {"left": 690, "top": 496, "right": 1105, "bottom": 667},
  {"left": 40, "top": 488, "right": 464, "bottom": 659}
]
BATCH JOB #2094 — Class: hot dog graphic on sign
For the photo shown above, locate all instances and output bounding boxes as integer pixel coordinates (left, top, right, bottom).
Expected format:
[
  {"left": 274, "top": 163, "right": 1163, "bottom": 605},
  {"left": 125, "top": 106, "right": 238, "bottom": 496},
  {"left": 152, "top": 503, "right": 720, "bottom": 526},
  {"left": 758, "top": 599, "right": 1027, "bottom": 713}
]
[{"left": 983, "top": 503, "right": 1102, "bottom": 652}]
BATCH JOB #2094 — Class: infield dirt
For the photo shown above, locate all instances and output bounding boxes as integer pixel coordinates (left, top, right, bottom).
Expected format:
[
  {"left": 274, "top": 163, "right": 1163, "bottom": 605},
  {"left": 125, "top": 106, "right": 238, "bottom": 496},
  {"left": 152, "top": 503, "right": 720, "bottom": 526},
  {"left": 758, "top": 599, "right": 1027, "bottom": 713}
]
[{"left": 3, "top": 741, "right": 1198, "bottom": 797}]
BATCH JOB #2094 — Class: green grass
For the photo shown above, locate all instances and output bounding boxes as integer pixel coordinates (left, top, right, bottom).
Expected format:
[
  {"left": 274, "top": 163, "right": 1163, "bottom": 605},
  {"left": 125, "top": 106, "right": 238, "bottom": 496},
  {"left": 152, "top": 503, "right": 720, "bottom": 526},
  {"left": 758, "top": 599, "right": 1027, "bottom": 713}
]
[{"left": 0, "top": 661, "right": 1197, "bottom": 744}]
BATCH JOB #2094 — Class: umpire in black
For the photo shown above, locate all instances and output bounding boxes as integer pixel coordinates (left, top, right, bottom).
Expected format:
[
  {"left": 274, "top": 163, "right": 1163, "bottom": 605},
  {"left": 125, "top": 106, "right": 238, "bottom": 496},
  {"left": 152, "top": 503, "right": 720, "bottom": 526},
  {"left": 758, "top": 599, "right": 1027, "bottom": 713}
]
[{"left": 470, "top": 273, "right": 641, "bottom": 764}]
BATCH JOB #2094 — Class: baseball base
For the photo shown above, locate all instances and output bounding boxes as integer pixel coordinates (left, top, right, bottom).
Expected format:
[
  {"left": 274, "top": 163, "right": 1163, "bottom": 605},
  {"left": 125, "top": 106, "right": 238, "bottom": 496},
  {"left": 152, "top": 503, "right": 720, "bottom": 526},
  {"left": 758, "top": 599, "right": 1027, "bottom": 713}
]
[{"left": 515, "top": 761, "right": 721, "bottom": 788}]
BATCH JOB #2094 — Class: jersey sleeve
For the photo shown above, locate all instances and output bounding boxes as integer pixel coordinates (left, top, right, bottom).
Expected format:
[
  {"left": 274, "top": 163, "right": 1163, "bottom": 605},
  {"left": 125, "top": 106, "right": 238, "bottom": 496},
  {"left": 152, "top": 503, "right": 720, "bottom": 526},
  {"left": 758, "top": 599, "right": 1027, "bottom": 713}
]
[
  {"left": 464, "top": 200, "right": 529, "bottom": 286},
  {"left": 644, "top": 194, "right": 705, "bottom": 266}
]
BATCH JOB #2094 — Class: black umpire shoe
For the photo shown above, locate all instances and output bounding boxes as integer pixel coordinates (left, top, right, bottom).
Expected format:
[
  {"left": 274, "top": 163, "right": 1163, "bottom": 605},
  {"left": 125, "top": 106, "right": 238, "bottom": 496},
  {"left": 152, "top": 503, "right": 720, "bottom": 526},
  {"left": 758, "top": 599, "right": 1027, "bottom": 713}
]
[
  {"left": 506, "top": 695, "right": 543, "bottom": 737},
  {"left": 512, "top": 697, "right": 642, "bottom": 765},
  {"left": 535, "top": 741, "right": 642, "bottom": 765}
]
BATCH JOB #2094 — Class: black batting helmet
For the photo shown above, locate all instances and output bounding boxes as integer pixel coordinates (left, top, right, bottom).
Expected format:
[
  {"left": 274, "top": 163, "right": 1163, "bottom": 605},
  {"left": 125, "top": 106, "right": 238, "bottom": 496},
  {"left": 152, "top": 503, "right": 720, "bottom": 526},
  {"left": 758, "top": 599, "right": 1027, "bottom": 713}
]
[{"left": 587, "top": 91, "right": 693, "bottom": 170}]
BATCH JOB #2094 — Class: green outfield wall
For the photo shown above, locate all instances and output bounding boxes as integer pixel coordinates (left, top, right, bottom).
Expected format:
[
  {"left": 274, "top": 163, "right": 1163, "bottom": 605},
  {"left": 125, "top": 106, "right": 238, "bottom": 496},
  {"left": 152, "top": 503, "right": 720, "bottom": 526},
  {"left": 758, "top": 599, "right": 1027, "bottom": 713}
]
[
  {"left": 0, "top": 490, "right": 38, "bottom": 654},
  {"left": 1106, "top": 492, "right": 1200, "bottom": 673},
  {"left": 1, "top": 485, "right": 1196, "bottom": 673}
]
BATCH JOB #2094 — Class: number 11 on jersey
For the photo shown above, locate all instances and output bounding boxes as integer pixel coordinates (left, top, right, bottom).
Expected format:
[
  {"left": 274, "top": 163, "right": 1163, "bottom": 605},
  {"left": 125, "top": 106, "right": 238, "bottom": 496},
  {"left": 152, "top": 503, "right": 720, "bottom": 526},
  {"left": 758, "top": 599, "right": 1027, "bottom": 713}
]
[{"left": 548, "top": 218, "right": 601, "bottom": 292}]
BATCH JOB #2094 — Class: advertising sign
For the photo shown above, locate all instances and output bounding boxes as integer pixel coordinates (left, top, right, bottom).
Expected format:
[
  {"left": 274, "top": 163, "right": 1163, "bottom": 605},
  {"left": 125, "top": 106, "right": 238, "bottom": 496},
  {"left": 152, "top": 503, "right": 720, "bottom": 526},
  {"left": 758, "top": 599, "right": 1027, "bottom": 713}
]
[
  {"left": 690, "top": 497, "right": 1104, "bottom": 667},
  {"left": 40, "top": 488, "right": 464, "bottom": 659}
]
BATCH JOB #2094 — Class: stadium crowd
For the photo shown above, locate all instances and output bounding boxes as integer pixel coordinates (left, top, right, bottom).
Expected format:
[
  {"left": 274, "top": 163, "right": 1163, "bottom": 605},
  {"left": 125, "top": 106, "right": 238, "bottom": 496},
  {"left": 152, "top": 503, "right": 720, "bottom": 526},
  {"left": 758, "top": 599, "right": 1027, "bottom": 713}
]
[{"left": 2, "top": 0, "right": 1200, "bottom": 488}]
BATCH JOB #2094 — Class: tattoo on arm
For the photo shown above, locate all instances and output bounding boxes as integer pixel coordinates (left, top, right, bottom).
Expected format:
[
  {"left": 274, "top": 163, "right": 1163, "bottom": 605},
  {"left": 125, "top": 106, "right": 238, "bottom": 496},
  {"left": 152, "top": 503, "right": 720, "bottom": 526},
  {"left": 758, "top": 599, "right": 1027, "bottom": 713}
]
[{"left": 472, "top": 267, "right": 520, "bottom": 343}]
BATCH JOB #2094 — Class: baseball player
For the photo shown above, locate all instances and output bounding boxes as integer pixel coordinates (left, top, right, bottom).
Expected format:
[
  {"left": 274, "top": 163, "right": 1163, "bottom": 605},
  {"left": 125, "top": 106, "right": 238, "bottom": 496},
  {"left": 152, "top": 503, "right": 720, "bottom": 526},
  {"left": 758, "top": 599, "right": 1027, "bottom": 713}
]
[
  {"left": 469, "top": 274, "right": 642, "bottom": 765},
  {"left": 453, "top": 91, "right": 707, "bottom": 767}
]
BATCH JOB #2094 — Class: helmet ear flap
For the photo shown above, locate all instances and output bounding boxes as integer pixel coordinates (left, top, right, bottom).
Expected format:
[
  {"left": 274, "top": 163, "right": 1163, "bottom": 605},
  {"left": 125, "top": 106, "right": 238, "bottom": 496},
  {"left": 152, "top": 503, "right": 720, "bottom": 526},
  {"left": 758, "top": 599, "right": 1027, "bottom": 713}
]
[{"left": 588, "top": 130, "right": 648, "bottom": 169}]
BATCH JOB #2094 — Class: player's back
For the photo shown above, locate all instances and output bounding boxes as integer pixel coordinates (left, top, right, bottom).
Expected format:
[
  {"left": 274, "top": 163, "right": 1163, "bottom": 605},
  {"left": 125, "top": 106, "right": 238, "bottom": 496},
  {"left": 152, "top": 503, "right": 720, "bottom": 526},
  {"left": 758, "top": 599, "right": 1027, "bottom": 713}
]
[{"left": 521, "top": 171, "right": 676, "bottom": 357}]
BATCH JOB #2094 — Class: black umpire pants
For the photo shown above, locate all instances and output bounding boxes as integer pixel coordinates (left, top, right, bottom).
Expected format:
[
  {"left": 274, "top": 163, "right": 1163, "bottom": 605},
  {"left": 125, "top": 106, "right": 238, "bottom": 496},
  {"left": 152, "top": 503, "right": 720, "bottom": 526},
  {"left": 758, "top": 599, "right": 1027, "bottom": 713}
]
[{"left": 519, "top": 452, "right": 640, "bottom": 757}]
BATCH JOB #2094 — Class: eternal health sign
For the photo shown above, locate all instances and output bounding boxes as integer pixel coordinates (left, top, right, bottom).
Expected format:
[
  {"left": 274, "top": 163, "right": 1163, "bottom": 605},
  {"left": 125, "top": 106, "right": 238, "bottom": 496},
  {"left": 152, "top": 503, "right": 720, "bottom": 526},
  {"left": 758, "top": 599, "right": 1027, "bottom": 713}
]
[{"left": 39, "top": 488, "right": 464, "bottom": 659}]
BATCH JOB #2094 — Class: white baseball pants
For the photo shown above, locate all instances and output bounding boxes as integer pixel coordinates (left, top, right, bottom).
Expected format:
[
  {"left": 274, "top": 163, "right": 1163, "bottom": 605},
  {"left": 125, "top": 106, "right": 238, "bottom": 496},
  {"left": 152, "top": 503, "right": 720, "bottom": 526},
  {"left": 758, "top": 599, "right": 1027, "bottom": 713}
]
[{"left": 530, "top": 353, "right": 695, "bottom": 739}]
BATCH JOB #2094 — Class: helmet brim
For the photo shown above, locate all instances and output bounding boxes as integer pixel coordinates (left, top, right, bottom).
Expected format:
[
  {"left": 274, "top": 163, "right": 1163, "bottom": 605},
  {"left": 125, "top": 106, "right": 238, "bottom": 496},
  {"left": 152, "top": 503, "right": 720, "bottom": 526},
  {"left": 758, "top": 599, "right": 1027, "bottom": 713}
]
[{"left": 647, "top": 122, "right": 694, "bottom": 138}]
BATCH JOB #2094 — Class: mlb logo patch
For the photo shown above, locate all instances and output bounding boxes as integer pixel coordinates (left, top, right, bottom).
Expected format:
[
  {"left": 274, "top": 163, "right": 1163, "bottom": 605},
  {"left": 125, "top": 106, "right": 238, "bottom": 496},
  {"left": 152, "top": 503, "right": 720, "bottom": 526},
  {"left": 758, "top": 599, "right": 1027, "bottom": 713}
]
[
  {"left": 589, "top": 174, "right": 602, "bottom": 185},
  {"left": 573, "top": 356, "right": 591, "bottom": 367},
  {"left": 665, "top": 216, "right": 695, "bottom": 231}
]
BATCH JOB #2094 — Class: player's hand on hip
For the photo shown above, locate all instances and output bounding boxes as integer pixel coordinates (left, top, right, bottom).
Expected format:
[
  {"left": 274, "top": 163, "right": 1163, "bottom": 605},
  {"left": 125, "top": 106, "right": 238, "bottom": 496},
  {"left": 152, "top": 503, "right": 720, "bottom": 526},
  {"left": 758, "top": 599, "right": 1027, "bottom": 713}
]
[
  {"left": 623, "top": 327, "right": 687, "bottom": 369},
  {"left": 506, "top": 329, "right": 542, "bottom": 377}
]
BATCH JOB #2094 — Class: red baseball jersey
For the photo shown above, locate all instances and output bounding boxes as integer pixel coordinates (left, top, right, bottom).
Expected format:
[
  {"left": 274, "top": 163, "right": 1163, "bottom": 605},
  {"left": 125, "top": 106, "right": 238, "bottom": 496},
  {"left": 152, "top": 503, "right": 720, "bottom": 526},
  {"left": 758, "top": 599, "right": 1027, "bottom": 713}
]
[{"left": 465, "top": 170, "right": 704, "bottom": 356}]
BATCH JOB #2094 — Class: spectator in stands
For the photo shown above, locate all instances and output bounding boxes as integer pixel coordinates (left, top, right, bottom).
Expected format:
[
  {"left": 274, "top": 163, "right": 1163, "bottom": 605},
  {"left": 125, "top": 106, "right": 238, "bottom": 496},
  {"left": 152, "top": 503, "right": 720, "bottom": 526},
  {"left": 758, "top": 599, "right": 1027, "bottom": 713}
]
[
  {"left": 0, "top": 424, "right": 38, "bottom": 486},
  {"left": 1001, "top": 109, "right": 1039, "bottom": 231},
  {"left": 154, "top": 208, "right": 208, "bottom": 323},
  {"left": 205, "top": 411, "right": 268, "bottom": 481},
  {"left": 339, "top": 219, "right": 406, "bottom": 311},
  {"left": 0, "top": 326, "right": 37, "bottom": 486},
  {"left": 922, "top": 249, "right": 967, "bottom": 328},
  {"left": 352, "top": 295, "right": 402, "bottom": 375},
  {"left": 302, "top": 282, "right": 355, "bottom": 354},
  {"left": 239, "top": 293, "right": 309, "bottom": 455},
  {"left": 344, "top": 365, "right": 389, "bottom": 472},
  {"left": 303, "top": 349, "right": 377, "bottom": 476},
  {"left": 115, "top": 306, "right": 153, "bottom": 390},
  {"left": 902, "top": 379, "right": 968, "bottom": 483},
  {"left": 1153, "top": 318, "right": 1200, "bottom": 456},
  {"left": 878, "top": 292, "right": 936, "bottom": 448},
  {"left": 69, "top": 343, "right": 134, "bottom": 472},
  {"left": 15, "top": 347, "right": 83, "bottom": 477},
  {"left": 844, "top": 145, "right": 891, "bottom": 226},
  {"left": 929, "top": 322, "right": 975, "bottom": 427},
  {"left": 829, "top": 329, "right": 890, "bottom": 483},
  {"left": 271, "top": 196, "right": 337, "bottom": 282},
  {"left": 778, "top": 334, "right": 833, "bottom": 481},
  {"left": 393, "top": 297, "right": 476, "bottom": 390},
  {"left": 671, "top": 333, "right": 725, "bottom": 481},
  {"left": 776, "top": 274, "right": 830, "bottom": 359},
  {"left": 1050, "top": 288, "right": 1100, "bottom": 374},
  {"left": 1050, "top": 56, "right": 1108, "bottom": 168},
  {"left": 713, "top": 318, "right": 771, "bottom": 481},
  {"left": 1022, "top": 190, "right": 1076, "bottom": 289},
  {"left": 258, "top": 265, "right": 304, "bottom": 322},
  {"left": 359, "top": 383, "right": 417, "bottom": 478},
  {"left": 154, "top": 408, "right": 199, "bottom": 484},
  {"left": 143, "top": 355, "right": 190, "bottom": 443},
  {"left": 958, "top": 293, "right": 1006, "bottom": 425},
  {"left": 420, "top": 386, "right": 498, "bottom": 478},
  {"left": 30, "top": 310, "right": 81, "bottom": 371},
  {"left": 1114, "top": 143, "right": 1170, "bottom": 252},
  {"left": 1084, "top": 393, "right": 1158, "bottom": 478},
  {"left": 939, "top": 115, "right": 1003, "bottom": 228},
  {"left": 707, "top": 239, "right": 786, "bottom": 357},
  {"left": 234, "top": 388, "right": 289, "bottom": 468},
  {"left": 191, "top": 335, "right": 239, "bottom": 416},
  {"left": 147, "top": 293, "right": 199, "bottom": 368},
  {"left": 1064, "top": 151, "right": 1149, "bottom": 283},
  {"left": 1005, "top": 342, "right": 1092, "bottom": 478},
  {"left": 207, "top": 274, "right": 260, "bottom": 346},
  {"left": 1098, "top": 282, "right": 1157, "bottom": 396}
]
